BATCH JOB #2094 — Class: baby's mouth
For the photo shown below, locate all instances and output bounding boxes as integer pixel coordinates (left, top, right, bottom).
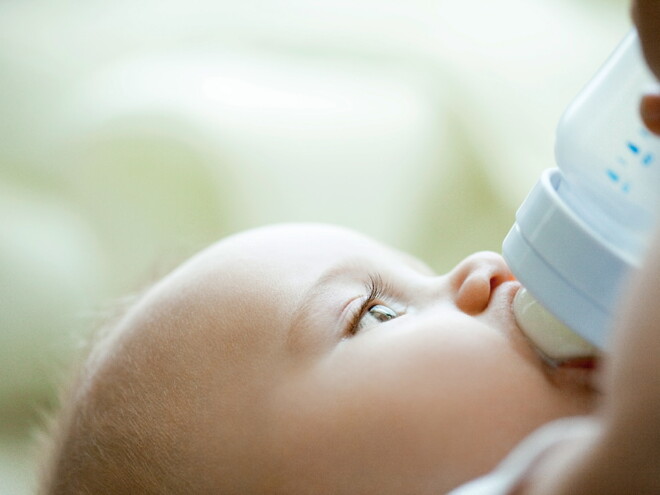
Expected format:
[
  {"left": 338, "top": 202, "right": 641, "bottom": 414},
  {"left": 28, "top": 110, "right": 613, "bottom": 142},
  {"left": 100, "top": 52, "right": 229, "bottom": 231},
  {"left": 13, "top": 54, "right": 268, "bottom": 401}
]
[
  {"left": 485, "top": 281, "right": 600, "bottom": 393},
  {"left": 557, "top": 356, "right": 598, "bottom": 370},
  {"left": 512, "top": 288, "right": 598, "bottom": 361},
  {"left": 531, "top": 343, "right": 598, "bottom": 370},
  {"left": 505, "top": 286, "right": 602, "bottom": 392},
  {"left": 548, "top": 355, "right": 601, "bottom": 392}
]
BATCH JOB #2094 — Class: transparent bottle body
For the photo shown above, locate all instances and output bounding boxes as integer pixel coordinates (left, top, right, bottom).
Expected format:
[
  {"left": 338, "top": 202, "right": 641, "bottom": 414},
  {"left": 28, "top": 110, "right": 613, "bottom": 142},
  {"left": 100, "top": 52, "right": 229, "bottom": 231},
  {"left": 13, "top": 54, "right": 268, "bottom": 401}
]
[
  {"left": 555, "top": 31, "right": 660, "bottom": 260},
  {"left": 504, "top": 30, "right": 660, "bottom": 354}
]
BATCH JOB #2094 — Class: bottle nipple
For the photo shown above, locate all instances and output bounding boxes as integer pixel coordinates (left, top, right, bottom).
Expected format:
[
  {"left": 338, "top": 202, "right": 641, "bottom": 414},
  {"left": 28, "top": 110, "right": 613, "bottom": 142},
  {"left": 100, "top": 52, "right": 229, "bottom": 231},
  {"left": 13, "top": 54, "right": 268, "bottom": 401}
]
[{"left": 513, "top": 287, "right": 597, "bottom": 362}]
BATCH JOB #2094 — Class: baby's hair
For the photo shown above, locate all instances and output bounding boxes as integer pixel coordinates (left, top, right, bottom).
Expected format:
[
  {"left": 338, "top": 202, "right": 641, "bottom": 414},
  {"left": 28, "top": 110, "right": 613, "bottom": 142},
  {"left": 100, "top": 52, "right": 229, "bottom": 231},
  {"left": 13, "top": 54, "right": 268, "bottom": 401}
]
[
  {"left": 34, "top": 244, "right": 213, "bottom": 494},
  {"left": 35, "top": 294, "right": 131, "bottom": 494},
  {"left": 34, "top": 291, "right": 195, "bottom": 495}
]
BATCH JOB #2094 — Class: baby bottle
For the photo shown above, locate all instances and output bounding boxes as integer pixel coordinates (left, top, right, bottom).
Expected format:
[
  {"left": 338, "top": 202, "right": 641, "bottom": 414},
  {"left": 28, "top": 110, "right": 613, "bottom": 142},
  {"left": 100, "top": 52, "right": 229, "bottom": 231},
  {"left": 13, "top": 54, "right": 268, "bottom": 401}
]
[{"left": 502, "top": 30, "right": 660, "bottom": 361}]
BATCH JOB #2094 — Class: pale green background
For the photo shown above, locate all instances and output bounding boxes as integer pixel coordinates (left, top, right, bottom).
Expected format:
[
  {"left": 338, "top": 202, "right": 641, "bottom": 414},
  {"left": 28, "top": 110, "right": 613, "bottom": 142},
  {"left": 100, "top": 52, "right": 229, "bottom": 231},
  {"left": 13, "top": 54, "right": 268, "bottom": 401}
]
[{"left": 0, "top": 0, "right": 629, "bottom": 492}]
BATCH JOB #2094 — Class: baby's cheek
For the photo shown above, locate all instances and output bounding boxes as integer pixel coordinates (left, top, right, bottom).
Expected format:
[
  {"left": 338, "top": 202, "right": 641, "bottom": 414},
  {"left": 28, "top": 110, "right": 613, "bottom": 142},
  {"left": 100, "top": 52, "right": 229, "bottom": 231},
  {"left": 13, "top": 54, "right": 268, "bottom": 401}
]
[
  {"left": 267, "top": 357, "right": 433, "bottom": 487},
  {"left": 374, "top": 314, "right": 554, "bottom": 412},
  {"left": 341, "top": 318, "right": 541, "bottom": 479},
  {"left": 269, "top": 323, "right": 556, "bottom": 490}
]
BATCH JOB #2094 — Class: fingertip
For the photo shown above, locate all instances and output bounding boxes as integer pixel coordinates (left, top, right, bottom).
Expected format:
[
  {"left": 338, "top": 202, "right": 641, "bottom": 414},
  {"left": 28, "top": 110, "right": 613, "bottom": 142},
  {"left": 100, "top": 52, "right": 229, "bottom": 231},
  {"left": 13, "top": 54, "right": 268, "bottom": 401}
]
[{"left": 640, "top": 94, "right": 660, "bottom": 136}]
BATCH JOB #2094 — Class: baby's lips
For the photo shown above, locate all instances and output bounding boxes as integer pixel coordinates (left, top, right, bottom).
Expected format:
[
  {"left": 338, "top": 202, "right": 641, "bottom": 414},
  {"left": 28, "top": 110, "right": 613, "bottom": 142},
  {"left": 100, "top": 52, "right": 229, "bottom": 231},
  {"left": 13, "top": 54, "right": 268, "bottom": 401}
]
[
  {"left": 552, "top": 355, "right": 601, "bottom": 392},
  {"left": 512, "top": 288, "right": 598, "bottom": 361},
  {"left": 558, "top": 356, "right": 598, "bottom": 370}
]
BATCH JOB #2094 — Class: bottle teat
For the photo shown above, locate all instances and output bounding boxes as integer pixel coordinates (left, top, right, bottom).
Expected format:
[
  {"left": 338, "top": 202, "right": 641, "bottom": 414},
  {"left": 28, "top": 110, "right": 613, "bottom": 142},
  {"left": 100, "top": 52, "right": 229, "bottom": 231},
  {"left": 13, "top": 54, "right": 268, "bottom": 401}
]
[{"left": 513, "top": 287, "right": 597, "bottom": 362}]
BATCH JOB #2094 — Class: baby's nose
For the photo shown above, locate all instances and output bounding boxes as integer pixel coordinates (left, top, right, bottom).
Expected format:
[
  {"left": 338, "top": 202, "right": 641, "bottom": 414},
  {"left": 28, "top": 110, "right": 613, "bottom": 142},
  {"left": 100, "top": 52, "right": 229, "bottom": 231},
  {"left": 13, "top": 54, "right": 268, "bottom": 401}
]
[{"left": 449, "top": 252, "right": 514, "bottom": 314}]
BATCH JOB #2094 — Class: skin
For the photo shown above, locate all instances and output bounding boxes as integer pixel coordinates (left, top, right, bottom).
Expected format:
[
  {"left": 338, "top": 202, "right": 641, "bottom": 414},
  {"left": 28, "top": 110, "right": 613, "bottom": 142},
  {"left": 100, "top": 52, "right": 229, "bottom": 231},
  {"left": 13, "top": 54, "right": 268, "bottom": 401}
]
[
  {"left": 633, "top": 0, "right": 660, "bottom": 135},
  {"left": 84, "top": 223, "right": 596, "bottom": 494}
]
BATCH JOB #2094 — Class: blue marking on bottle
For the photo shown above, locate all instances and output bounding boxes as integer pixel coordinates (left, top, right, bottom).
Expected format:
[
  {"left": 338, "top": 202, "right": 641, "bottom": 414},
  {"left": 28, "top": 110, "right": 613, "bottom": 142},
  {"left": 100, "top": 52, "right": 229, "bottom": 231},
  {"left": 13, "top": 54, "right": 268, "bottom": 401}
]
[
  {"left": 628, "top": 142, "right": 640, "bottom": 154},
  {"left": 607, "top": 169, "right": 620, "bottom": 182},
  {"left": 643, "top": 153, "right": 654, "bottom": 166},
  {"left": 622, "top": 182, "right": 631, "bottom": 193}
]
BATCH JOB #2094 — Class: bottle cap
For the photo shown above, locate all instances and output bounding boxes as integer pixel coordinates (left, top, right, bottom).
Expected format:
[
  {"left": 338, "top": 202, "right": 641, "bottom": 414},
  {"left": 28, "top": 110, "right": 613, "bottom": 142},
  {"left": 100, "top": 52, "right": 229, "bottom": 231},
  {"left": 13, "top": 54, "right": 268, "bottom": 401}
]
[{"left": 502, "top": 168, "right": 634, "bottom": 348}]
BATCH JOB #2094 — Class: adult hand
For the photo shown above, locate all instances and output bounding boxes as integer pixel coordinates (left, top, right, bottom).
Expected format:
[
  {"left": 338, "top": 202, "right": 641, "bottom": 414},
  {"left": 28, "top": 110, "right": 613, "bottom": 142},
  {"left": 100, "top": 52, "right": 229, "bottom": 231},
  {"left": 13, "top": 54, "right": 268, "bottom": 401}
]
[
  {"left": 518, "top": 9, "right": 660, "bottom": 492},
  {"left": 632, "top": 0, "right": 660, "bottom": 134},
  {"left": 515, "top": 137, "right": 660, "bottom": 495},
  {"left": 593, "top": 225, "right": 660, "bottom": 494},
  {"left": 590, "top": 7, "right": 660, "bottom": 490}
]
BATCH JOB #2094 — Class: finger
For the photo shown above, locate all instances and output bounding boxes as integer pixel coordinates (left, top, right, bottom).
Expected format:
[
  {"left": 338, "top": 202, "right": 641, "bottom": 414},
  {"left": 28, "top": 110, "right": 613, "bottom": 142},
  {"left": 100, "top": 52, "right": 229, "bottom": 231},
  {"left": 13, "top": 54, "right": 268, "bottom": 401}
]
[
  {"left": 632, "top": 0, "right": 660, "bottom": 80},
  {"left": 640, "top": 94, "right": 660, "bottom": 135}
]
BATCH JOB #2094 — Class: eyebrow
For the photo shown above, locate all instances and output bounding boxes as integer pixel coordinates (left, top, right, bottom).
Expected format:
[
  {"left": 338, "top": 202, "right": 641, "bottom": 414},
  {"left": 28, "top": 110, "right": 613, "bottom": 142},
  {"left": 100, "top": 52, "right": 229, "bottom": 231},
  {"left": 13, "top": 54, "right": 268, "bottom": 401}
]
[{"left": 286, "top": 260, "right": 362, "bottom": 353}]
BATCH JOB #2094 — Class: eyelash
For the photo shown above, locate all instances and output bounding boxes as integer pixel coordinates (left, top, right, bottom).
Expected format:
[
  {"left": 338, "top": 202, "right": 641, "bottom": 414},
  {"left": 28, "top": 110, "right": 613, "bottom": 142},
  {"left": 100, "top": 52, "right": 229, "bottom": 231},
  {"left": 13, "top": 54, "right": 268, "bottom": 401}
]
[{"left": 346, "top": 274, "right": 391, "bottom": 336}]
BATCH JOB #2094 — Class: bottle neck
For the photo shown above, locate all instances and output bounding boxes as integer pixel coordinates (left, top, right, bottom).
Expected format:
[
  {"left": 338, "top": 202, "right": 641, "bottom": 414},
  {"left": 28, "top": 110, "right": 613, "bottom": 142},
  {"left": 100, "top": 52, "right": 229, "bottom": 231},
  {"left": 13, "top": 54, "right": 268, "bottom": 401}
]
[{"left": 502, "top": 168, "right": 635, "bottom": 349}]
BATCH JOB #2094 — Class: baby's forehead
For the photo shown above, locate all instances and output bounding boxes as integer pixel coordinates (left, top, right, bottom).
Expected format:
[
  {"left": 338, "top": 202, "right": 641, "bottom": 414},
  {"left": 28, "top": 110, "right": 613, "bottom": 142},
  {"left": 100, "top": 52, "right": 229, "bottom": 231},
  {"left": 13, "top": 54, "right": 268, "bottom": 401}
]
[
  {"left": 86, "top": 224, "right": 430, "bottom": 434},
  {"left": 122, "top": 224, "right": 428, "bottom": 366},
  {"left": 206, "top": 223, "right": 431, "bottom": 275},
  {"left": 93, "top": 227, "right": 353, "bottom": 392},
  {"left": 212, "top": 223, "right": 378, "bottom": 259},
  {"left": 125, "top": 225, "right": 359, "bottom": 340}
]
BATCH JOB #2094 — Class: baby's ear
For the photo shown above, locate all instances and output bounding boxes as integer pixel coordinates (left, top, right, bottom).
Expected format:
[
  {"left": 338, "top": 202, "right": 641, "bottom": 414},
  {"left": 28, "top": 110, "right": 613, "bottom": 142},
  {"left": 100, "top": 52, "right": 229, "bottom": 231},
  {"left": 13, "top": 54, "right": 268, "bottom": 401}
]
[{"left": 641, "top": 94, "right": 660, "bottom": 136}]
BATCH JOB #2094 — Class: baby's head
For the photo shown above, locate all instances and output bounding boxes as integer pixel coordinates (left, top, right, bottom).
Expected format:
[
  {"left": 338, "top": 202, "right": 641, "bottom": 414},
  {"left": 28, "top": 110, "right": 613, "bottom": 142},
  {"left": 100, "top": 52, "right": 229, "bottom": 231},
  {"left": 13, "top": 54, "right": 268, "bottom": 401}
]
[{"left": 41, "top": 223, "right": 596, "bottom": 494}]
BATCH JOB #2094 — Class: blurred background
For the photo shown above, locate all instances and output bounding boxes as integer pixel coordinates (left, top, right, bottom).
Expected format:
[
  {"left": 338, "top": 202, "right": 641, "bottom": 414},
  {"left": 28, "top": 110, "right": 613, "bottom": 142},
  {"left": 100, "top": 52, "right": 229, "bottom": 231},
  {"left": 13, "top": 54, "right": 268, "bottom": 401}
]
[{"left": 0, "top": 0, "right": 629, "bottom": 492}]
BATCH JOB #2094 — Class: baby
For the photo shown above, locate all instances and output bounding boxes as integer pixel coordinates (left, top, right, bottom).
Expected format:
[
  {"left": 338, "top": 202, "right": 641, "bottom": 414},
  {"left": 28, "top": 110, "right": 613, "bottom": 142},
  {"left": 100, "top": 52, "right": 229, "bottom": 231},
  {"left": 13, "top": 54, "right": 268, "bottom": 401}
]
[
  {"left": 40, "top": 1, "right": 660, "bottom": 491},
  {"left": 39, "top": 223, "right": 598, "bottom": 494}
]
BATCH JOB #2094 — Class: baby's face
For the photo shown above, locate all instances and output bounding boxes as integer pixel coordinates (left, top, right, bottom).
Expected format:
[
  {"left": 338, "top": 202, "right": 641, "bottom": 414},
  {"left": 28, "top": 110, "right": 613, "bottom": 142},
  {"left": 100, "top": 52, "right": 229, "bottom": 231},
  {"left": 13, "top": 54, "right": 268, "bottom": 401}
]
[{"left": 123, "top": 224, "right": 596, "bottom": 493}]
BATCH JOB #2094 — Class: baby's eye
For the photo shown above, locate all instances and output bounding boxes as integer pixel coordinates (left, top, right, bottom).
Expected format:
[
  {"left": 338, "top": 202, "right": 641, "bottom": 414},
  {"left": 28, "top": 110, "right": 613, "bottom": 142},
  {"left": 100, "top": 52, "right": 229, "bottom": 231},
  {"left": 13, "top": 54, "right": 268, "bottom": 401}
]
[
  {"left": 353, "top": 303, "right": 399, "bottom": 334},
  {"left": 367, "top": 304, "right": 397, "bottom": 322},
  {"left": 345, "top": 274, "right": 403, "bottom": 336}
]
